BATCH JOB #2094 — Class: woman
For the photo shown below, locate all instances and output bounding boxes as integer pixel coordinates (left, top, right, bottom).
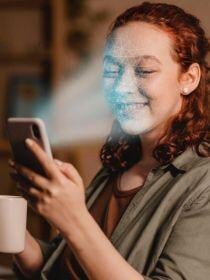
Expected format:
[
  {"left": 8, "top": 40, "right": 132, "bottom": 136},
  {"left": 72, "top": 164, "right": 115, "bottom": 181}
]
[{"left": 10, "top": 2, "right": 210, "bottom": 280}]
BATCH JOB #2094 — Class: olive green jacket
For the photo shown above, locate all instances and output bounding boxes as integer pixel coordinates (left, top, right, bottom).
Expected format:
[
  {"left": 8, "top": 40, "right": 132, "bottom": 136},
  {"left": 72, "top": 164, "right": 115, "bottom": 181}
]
[{"left": 14, "top": 146, "right": 210, "bottom": 279}]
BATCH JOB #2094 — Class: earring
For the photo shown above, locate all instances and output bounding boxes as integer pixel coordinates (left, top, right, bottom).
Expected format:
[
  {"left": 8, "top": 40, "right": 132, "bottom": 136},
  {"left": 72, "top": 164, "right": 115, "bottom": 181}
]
[{"left": 182, "top": 87, "right": 189, "bottom": 95}]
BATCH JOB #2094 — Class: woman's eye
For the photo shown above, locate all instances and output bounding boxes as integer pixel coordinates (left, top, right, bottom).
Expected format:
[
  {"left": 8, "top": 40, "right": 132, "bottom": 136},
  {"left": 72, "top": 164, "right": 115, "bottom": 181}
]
[
  {"left": 103, "top": 62, "right": 121, "bottom": 78},
  {"left": 103, "top": 70, "right": 120, "bottom": 78},
  {"left": 103, "top": 68, "right": 120, "bottom": 78},
  {"left": 135, "top": 67, "right": 155, "bottom": 77}
]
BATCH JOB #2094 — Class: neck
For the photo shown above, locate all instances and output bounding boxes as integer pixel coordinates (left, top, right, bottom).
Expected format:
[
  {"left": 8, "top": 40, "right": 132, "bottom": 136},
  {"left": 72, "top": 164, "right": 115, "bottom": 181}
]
[{"left": 139, "top": 126, "right": 165, "bottom": 166}]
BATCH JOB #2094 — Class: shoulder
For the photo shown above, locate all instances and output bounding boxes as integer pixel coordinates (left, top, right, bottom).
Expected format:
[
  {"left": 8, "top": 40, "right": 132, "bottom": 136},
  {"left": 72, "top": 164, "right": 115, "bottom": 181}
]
[
  {"left": 186, "top": 154, "right": 210, "bottom": 181},
  {"left": 181, "top": 155, "right": 210, "bottom": 210},
  {"left": 166, "top": 148, "right": 210, "bottom": 210},
  {"left": 181, "top": 147, "right": 210, "bottom": 181}
]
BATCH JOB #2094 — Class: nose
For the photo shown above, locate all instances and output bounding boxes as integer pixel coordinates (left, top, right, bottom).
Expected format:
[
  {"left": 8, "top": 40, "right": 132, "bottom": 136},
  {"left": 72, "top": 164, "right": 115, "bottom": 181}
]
[{"left": 115, "top": 67, "right": 137, "bottom": 95}]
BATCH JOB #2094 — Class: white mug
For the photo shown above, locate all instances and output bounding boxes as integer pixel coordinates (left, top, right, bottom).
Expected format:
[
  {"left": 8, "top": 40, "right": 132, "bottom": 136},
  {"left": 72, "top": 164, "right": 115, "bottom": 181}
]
[{"left": 0, "top": 196, "right": 27, "bottom": 253}]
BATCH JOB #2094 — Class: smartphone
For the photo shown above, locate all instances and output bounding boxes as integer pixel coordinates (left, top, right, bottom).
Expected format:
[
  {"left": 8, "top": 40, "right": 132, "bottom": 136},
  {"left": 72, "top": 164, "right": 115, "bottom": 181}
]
[{"left": 6, "top": 118, "right": 53, "bottom": 177}]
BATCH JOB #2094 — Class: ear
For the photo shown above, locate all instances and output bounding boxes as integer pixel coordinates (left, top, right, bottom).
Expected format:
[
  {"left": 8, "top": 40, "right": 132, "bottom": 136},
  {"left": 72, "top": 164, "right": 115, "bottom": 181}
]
[{"left": 179, "top": 63, "right": 201, "bottom": 95}]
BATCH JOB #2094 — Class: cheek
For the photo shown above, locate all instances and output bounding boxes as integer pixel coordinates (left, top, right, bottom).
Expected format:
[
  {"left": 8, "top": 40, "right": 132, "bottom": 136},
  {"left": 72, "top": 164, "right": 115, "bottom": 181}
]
[
  {"left": 144, "top": 72, "right": 180, "bottom": 101},
  {"left": 144, "top": 75, "right": 181, "bottom": 117},
  {"left": 148, "top": 90, "right": 182, "bottom": 123},
  {"left": 103, "top": 77, "right": 115, "bottom": 91},
  {"left": 103, "top": 78, "right": 115, "bottom": 104}
]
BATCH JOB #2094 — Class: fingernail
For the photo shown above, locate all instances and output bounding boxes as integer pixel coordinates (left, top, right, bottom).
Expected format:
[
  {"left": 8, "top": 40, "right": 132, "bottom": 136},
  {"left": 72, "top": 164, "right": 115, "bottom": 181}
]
[
  {"left": 25, "top": 138, "right": 33, "bottom": 146},
  {"left": 8, "top": 159, "right": 15, "bottom": 167},
  {"left": 54, "top": 159, "right": 63, "bottom": 166}
]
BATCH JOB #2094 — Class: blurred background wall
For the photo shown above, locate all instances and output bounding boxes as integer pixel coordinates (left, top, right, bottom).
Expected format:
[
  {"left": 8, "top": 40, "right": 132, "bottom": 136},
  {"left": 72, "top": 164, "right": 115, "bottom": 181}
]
[{"left": 0, "top": 0, "right": 209, "bottom": 269}]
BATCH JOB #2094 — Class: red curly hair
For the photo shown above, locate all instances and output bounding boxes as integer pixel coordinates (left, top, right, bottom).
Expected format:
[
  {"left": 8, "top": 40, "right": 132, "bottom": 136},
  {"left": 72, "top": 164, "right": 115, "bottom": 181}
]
[{"left": 100, "top": 2, "right": 210, "bottom": 173}]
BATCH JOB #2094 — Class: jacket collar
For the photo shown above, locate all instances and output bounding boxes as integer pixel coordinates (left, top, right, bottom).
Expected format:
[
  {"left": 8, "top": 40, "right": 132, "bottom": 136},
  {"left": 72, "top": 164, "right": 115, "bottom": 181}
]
[
  {"left": 157, "top": 146, "right": 199, "bottom": 177},
  {"left": 99, "top": 146, "right": 200, "bottom": 178}
]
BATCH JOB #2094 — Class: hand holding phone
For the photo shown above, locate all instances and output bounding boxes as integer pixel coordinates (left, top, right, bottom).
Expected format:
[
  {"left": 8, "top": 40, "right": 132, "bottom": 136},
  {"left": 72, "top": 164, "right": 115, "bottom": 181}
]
[{"left": 6, "top": 118, "right": 52, "bottom": 177}]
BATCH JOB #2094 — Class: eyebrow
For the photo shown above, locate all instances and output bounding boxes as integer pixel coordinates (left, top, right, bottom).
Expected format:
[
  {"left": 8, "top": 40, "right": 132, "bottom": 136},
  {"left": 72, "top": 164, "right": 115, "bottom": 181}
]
[
  {"left": 103, "top": 55, "right": 162, "bottom": 65},
  {"left": 136, "top": 55, "right": 162, "bottom": 65}
]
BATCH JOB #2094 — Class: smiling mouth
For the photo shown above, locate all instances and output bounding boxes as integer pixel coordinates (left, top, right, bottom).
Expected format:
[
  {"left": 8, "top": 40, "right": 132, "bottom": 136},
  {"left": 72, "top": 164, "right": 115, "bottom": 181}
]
[{"left": 116, "top": 102, "right": 148, "bottom": 112}]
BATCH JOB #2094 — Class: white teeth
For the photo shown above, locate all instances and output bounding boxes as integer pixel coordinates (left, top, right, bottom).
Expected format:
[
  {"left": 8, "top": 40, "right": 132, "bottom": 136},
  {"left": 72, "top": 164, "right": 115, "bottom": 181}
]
[{"left": 117, "top": 103, "right": 147, "bottom": 113}]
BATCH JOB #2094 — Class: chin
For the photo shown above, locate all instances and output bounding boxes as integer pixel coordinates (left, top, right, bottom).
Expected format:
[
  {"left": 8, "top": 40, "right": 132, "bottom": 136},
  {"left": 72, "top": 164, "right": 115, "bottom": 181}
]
[{"left": 119, "top": 119, "right": 152, "bottom": 135}]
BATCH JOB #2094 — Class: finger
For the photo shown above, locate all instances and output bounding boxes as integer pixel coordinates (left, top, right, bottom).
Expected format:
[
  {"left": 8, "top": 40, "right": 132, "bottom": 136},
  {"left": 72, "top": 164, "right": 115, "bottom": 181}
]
[
  {"left": 8, "top": 158, "right": 15, "bottom": 168},
  {"left": 14, "top": 162, "right": 49, "bottom": 192},
  {"left": 17, "top": 184, "right": 42, "bottom": 208},
  {"left": 10, "top": 171, "right": 30, "bottom": 188},
  {"left": 17, "top": 190, "right": 37, "bottom": 212},
  {"left": 10, "top": 164, "right": 44, "bottom": 191},
  {"left": 28, "top": 186, "right": 42, "bottom": 199},
  {"left": 54, "top": 160, "right": 83, "bottom": 186},
  {"left": 16, "top": 186, "right": 28, "bottom": 200},
  {"left": 16, "top": 184, "right": 37, "bottom": 204},
  {"left": 9, "top": 160, "right": 16, "bottom": 172},
  {"left": 16, "top": 184, "right": 30, "bottom": 197},
  {"left": 25, "top": 138, "right": 62, "bottom": 179}
]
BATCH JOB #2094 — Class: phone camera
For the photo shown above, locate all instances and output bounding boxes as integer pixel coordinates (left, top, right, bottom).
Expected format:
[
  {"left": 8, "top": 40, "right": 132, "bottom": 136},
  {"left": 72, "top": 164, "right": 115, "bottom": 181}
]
[{"left": 32, "top": 124, "right": 41, "bottom": 139}]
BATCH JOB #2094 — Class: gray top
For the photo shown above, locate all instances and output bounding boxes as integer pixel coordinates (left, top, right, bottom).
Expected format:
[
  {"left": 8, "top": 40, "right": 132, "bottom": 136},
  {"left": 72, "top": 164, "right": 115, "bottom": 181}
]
[{"left": 13, "top": 146, "right": 210, "bottom": 279}]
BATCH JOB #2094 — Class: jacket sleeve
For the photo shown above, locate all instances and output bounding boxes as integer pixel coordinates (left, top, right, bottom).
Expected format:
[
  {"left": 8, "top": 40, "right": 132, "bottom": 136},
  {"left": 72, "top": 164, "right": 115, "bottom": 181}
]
[
  {"left": 143, "top": 187, "right": 210, "bottom": 280},
  {"left": 36, "top": 234, "right": 63, "bottom": 262},
  {"left": 12, "top": 234, "right": 63, "bottom": 279}
]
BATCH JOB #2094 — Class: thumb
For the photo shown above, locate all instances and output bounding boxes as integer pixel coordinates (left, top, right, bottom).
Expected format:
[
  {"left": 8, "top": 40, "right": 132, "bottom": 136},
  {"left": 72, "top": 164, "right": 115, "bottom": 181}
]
[{"left": 54, "top": 159, "right": 83, "bottom": 187}]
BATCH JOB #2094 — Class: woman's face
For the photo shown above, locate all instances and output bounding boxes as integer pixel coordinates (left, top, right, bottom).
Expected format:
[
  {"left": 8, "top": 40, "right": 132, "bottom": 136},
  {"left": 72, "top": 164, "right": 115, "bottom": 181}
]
[{"left": 103, "top": 22, "right": 183, "bottom": 136}]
